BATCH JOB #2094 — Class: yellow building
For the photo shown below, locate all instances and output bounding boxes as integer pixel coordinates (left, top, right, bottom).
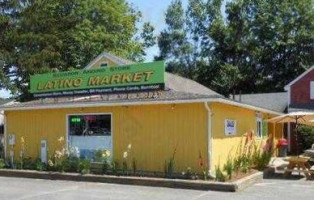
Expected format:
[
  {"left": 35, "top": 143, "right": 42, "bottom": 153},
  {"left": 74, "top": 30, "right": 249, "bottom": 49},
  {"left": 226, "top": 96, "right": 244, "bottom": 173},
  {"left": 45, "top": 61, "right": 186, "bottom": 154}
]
[{"left": 0, "top": 52, "right": 283, "bottom": 175}]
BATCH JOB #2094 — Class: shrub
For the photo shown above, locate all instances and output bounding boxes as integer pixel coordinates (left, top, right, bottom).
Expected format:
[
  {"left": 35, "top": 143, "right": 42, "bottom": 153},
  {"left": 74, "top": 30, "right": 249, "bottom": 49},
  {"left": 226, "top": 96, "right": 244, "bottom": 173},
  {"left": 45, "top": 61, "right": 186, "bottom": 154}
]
[
  {"left": 215, "top": 165, "right": 225, "bottom": 182},
  {"left": 182, "top": 167, "right": 194, "bottom": 179},
  {"left": 62, "top": 157, "right": 80, "bottom": 172},
  {"left": 35, "top": 159, "right": 46, "bottom": 171},
  {"left": 297, "top": 125, "right": 314, "bottom": 151},
  {"left": 122, "top": 160, "right": 128, "bottom": 174},
  {"left": 22, "top": 157, "right": 36, "bottom": 170},
  {"left": 132, "top": 158, "right": 137, "bottom": 175},
  {"left": 164, "top": 147, "right": 177, "bottom": 178},
  {"left": 78, "top": 159, "right": 91, "bottom": 174},
  {"left": 254, "top": 151, "right": 272, "bottom": 171},
  {"left": 198, "top": 151, "right": 209, "bottom": 180},
  {"left": 0, "top": 159, "right": 5, "bottom": 168},
  {"left": 164, "top": 158, "right": 175, "bottom": 178},
  {"left": 223, "top": 156, "right": 233, "bottom": 180},
  {"left": 111, "top": 160, "right": 120, "bottom": 174}
]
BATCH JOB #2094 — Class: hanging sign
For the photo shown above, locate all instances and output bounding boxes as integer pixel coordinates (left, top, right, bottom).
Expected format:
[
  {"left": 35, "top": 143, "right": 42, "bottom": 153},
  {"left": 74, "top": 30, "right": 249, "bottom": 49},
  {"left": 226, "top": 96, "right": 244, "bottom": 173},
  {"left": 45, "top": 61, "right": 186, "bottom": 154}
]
[{"left": 30, "top": 61, "right": 165, "bottom": 98}]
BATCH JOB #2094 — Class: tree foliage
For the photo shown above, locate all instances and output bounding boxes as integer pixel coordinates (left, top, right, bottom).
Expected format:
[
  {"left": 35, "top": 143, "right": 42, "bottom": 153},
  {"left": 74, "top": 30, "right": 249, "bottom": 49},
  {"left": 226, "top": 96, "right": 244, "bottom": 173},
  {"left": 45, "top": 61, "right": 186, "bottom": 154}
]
[
  {"left": 0, "top": 0, "right": 154, "bottom": 100},
  {"left": 158, "top": 0, "right": 314, "bottom": 96}
]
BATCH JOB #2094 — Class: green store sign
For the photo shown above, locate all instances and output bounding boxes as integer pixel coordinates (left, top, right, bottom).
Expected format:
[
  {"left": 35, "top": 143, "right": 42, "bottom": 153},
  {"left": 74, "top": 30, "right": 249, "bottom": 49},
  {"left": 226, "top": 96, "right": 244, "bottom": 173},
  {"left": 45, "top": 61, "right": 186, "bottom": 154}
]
[{"left": 30, "top": 61, "right": 165, "bottom": 98}]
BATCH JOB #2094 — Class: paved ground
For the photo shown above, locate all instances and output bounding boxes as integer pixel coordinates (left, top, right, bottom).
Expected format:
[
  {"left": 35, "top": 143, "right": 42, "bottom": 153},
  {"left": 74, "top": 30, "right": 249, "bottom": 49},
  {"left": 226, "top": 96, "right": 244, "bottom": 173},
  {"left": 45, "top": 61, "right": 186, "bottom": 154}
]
[{"left": 0, "top": 177, "right": 313, "bottom": 200}]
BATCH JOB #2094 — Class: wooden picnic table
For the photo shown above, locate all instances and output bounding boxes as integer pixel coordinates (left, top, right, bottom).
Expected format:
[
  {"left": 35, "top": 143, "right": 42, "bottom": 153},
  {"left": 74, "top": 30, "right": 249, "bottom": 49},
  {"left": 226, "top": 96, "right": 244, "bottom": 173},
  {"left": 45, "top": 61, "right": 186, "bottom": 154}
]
[{"left": 283, "top": 156, "right": 314, "bottom": 180}]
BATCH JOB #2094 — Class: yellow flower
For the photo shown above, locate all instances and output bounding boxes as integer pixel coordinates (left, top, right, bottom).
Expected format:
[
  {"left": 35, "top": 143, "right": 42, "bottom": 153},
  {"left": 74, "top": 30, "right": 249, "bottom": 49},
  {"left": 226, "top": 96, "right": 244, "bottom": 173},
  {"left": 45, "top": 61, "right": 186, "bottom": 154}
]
[
  {"left": 58, "top": 137, "right": 64, "bottom": 143},
  {"left": 105, "top": 150, "right": 111, "bottom": 157},
  {"left": 127, "top": 144, "right": 132, "bottom": 150},
  {"left": 123, "top": 151, "right": 128, "bottom": 159},
  {"left": 48, "top": 160, "right": 54, "bottom": 167},
  {"left": 21, "top": 137, "right": 25, "bottom": 144},
  {"left": 55, "top": 150, "right": 63, "bottom": 159}
]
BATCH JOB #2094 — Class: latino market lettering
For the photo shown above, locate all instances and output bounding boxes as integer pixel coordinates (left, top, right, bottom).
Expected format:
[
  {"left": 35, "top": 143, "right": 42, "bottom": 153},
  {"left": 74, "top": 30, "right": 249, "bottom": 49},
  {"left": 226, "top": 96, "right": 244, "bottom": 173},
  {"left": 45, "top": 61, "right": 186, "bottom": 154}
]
[
  {"left": 37, "top": 78, "right": 83, "bottom": 91},
  {"left": 36, "top": 71, "right": 154, "bottom": 92},
  {"left": 88, "top": 71, "right": 154, "bottom": 86}
]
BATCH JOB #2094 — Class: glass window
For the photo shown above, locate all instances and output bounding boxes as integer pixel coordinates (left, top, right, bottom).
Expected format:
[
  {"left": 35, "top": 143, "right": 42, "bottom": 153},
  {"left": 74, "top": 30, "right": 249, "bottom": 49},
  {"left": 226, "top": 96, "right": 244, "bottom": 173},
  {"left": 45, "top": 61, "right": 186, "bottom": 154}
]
[
  {"left": 69, "top": 114, "right": 111, "bottom": 136},
  {"left": 100, "top": 62, "right": 108, "bottom": 67},
  {"left": 256, "top": 117, "right": 263, "bottom": 138}
]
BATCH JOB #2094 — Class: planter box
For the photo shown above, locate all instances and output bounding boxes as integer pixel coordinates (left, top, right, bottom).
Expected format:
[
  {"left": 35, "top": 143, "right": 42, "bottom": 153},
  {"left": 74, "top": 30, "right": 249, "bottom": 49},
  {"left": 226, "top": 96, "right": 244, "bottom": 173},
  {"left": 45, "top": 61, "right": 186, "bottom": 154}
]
[{"left": 0, "top": 169, "right": 262, "bottom": 192}]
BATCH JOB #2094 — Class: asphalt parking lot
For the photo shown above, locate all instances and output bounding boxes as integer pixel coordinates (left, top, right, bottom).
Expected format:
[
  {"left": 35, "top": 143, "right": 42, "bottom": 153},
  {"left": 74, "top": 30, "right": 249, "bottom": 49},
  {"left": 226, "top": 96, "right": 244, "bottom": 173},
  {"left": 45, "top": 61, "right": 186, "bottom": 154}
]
[{"left": 0, "top": 176, "right": 313, "bottom": 200}]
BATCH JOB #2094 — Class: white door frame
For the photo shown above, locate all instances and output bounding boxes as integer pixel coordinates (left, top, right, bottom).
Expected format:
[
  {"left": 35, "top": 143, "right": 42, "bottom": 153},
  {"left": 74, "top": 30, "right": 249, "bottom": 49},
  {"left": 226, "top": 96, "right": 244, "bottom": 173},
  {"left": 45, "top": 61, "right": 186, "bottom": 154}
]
[{"left": 66, "top": 112, "right": 113, "bottom": 156}]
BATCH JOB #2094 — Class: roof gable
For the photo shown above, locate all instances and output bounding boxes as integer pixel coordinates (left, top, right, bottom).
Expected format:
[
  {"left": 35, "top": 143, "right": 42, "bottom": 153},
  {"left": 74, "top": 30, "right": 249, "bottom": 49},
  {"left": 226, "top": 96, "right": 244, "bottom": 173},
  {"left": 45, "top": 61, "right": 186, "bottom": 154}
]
[
  {"left": 284, "top": 65, "right": 314, "bottom": 90},
  {"left": 84, "top": 51, "right": 134, "bottom": 69}
]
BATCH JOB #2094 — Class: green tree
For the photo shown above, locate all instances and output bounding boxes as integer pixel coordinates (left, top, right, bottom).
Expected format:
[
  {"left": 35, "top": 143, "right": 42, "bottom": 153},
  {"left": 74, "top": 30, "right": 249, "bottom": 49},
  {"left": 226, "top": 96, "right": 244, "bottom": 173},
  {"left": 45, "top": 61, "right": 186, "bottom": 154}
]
[
  {"left": 158, "top": 0, "right": 314, "bottom": 96},
  {"left": 157, "top": 0, "right": 194, "bottom": 78},
  {"left": 0, "top": 0, "right": 154, "bottom": 100}
]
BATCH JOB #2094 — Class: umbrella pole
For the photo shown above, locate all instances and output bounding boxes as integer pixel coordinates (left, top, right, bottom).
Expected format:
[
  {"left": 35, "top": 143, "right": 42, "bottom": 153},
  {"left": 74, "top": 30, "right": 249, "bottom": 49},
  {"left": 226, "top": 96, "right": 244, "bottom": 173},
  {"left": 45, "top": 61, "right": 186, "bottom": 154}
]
[{"left": 295, "top": 116, "right": 299, "bottom": 157}]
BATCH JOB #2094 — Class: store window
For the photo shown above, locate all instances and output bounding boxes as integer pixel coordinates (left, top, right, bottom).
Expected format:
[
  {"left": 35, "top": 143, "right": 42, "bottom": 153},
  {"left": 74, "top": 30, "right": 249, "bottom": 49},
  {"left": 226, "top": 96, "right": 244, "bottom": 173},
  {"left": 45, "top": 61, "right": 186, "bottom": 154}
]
[{"left": 68, "top": 114, "right": 111, "bottom": 136}]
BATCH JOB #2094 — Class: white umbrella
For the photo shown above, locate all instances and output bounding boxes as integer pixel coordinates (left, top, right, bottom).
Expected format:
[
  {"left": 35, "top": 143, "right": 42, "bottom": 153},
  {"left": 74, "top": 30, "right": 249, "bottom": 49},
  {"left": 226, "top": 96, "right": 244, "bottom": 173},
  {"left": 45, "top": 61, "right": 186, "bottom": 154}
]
[
  {"left": 267, "top": 111, "right": 314, "bottom": 125},
  {"left": 267, "top": 111, "right": 314, "bottom": 155}
]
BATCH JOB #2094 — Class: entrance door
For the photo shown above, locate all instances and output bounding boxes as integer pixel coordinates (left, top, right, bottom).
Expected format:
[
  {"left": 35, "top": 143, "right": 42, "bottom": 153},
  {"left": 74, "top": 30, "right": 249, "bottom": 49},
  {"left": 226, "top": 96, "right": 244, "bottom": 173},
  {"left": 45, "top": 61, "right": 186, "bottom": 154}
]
[{"left": 68, "top": 114, "right": 112, "bottom": 158}]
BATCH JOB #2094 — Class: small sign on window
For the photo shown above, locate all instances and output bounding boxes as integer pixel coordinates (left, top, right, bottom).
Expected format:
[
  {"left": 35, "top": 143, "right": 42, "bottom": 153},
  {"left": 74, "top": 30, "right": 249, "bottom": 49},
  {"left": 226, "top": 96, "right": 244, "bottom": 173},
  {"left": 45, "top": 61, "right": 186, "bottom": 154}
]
[{"left": 225, "top": 119, "right": 237, "bottom": 136}]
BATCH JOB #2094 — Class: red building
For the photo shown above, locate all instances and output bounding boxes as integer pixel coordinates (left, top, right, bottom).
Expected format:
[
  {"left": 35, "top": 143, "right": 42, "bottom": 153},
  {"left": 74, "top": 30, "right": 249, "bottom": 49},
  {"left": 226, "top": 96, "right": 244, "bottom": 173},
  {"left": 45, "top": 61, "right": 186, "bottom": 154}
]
[
  {"left": 284, "top": 66, "right": 314, "bottom": 153},
  {"left": 235, "top": 65, "right": 314, "bottom": 154}
]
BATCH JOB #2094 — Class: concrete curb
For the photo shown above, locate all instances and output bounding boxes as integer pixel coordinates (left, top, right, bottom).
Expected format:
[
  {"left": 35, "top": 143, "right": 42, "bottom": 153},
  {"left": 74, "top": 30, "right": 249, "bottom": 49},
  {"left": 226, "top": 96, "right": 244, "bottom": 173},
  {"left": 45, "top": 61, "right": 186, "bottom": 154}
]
[{"left": 0, "top": 169, "right": 263, "bottom": 192}]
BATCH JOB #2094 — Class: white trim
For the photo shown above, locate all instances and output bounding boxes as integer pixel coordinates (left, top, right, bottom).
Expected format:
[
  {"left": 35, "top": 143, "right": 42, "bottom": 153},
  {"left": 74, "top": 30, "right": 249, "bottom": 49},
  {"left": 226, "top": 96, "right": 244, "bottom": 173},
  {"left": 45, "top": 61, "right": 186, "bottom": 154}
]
[
  {"left": 204, "top": 102, "right": 213, "bottom": 177},
  {"left": 287, "top": 88, "right": 291, "bottom": 105},
  {"left": 3, "top": 113, "right": 7, "bottom": 159},
  {"left": 284, "top": 65, "right": 314, "bottom": 90},
  {"left": 66, "top": 112, "right": 113, "bottom": 157},
  {"left": 0, "top": 98, "right": 283, "bottom": 116}
]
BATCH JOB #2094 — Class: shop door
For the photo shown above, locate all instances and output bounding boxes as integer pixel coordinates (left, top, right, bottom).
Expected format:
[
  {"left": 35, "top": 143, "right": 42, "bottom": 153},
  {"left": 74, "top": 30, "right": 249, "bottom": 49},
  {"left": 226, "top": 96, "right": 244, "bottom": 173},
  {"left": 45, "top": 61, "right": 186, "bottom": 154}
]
[{"left": 68, "top": 114, "right": 112, "bottom": 158}]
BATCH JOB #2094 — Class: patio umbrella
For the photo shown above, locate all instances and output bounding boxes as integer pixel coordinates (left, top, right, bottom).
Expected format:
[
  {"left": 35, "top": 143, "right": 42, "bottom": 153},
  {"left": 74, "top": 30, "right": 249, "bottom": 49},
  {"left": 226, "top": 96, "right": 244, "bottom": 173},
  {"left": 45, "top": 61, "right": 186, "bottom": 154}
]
[{"left": 267, "top": 111, "right": 314, "bottom": 156}]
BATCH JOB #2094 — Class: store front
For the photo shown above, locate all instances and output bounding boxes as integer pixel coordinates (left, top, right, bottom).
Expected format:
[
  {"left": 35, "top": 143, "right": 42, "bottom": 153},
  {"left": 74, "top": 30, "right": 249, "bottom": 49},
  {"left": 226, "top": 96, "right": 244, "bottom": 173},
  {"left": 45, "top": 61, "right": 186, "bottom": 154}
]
[{"left": 0, "top": 52, "right": 284, "bottom": 174}]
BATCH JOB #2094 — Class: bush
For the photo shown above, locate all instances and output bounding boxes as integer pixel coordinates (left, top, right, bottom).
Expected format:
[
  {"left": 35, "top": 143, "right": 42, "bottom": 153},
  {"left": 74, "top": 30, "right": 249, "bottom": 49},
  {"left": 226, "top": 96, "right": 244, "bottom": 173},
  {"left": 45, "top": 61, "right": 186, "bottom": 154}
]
[
  {"left": 35, "top": 159, "right": 46, "bottom": 171},
  {"left": 215, "top": 165, "right": 226, "bottom": 182},
  {"left": 111, "top": 160, "right": 120, "bottom": 174},
  {"left": 253, "top": 151, "right": 272, "bottom": 171},
  {"left": 223, "top": 156, "right": 233, "bottom": 179},
  {"left": 62, "top": 157, "right": 80, "bottom": 173},
  {"left": 94, "top": 149, "right": 111, "bottom": 173},
  {"left": 132, "top": 158, "right": 137, "bottom": 175},
  {"left": 78, "top": 159, "right": 91, "bottom": 174},
  {"left": 298, "top": 125, "right": 314, "bottom": 151},
  {"left": 0, "top": 159, "right": 5, "bottom": 168},
  {"left": 164, "top": 158, "right": 175, "bottom": 178},
  {"left": 164, "top": 148, "right": 176, "bottom": 178},
  {"left": 22, "top": 157, "right": 36, "bottom": 170}
]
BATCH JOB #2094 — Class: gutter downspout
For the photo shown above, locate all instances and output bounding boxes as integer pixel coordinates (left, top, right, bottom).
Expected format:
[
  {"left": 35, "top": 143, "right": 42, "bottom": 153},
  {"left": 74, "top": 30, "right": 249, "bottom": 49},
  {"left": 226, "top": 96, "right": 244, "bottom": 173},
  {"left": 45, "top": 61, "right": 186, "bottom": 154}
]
[
  {"left": 204, "top": 102, "right": 214, "bottom": 177},
  {"left": 1, "top": 111, "right": 7, "bottom": 159}
]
